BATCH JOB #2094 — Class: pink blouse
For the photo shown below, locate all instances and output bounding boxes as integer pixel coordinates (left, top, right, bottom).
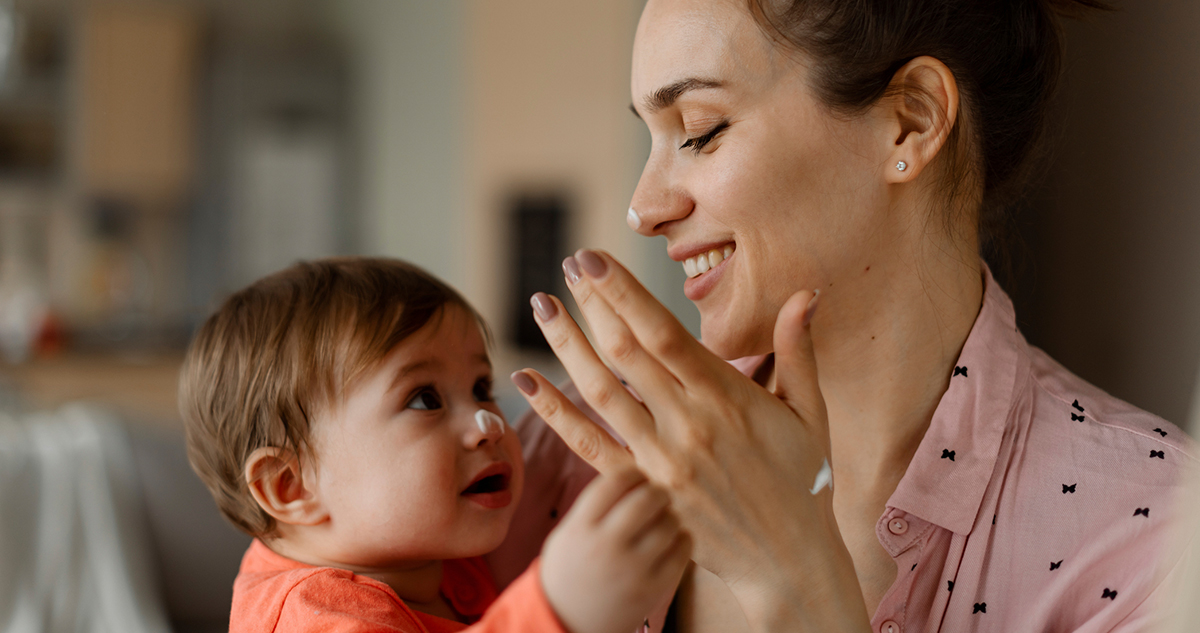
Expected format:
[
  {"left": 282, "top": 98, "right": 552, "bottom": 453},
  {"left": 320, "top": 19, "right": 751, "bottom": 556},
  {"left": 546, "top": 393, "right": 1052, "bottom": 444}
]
[{"left": 486, "top": 268, "right": 1196, "bottom": 632}]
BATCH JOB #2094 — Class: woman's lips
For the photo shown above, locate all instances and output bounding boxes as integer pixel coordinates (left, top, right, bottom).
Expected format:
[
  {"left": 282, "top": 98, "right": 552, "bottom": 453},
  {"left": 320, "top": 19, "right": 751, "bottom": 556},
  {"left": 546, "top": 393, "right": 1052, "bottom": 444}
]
[{"left": 683, "top": 247, "right": 734, "bottom": 302}]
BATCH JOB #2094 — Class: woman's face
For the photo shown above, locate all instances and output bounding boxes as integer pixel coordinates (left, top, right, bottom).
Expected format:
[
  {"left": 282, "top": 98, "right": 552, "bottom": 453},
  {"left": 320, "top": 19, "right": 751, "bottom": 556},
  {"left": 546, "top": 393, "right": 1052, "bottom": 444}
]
[{"left": 630, "top": 0, "right": 897, "bottom": 359}]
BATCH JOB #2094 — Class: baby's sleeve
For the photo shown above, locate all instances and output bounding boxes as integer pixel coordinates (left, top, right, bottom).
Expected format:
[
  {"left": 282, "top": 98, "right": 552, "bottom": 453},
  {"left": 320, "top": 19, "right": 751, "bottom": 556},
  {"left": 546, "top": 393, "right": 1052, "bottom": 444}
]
[{"left": 466, "top": 559, "right": 566, "bottom": 633}]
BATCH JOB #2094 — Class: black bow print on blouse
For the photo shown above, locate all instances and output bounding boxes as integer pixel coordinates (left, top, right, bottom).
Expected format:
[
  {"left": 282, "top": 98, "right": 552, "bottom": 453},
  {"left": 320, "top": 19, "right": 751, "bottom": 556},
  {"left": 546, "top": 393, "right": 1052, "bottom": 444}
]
[
  {"left": 953, "top": 366, "right": 968, "bottom": 377},
  {"left": 941, "top": 449, "right": 956, "bottom": 461},
  {"left": 1072, "top": 400, "right": 1085, "bottom": 412},
  {"left": 1071, "top": 413, "right": 1086, "bottom": 422},
  {"left": 1150, "top": 450, "right": 1165, "bottom": 459},
  {"left": 1050, "top": 560, "right": 1062, "bottom": 571},
  {"left": 1134, "top": 508, "right": 1150, "bottom": 517},
  {"left": 1153, "top": 428, "right": 1168, "bottom": 437},
  {"left": 1062, "top": 483, "right": 1076, "bottom": 494},
  {"left": 1102, "top": 589, "right": 1118, "bottom": 600},
  {"left": 947, "top": 581, "right": 954, "bottom": 592},
  {"left": 973, "top": 603, "right": 986, "bottom": 614}
]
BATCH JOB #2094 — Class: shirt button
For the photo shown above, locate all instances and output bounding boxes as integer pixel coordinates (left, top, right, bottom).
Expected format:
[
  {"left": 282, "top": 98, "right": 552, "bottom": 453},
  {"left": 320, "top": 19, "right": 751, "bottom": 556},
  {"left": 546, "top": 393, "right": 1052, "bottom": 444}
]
[
  {"left": 881, "top": 620, "right": 901, "bottom": 633},
  {"left": 887, "top": 517, "right": 909, "bottom": 535}
]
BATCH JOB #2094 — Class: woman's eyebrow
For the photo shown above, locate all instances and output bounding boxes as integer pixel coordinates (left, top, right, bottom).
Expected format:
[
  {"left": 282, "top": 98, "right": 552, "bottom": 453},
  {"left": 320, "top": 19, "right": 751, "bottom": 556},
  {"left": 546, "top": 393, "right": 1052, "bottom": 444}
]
[{"left": 639, "top": 77, "right": 724, "bottom": 115}]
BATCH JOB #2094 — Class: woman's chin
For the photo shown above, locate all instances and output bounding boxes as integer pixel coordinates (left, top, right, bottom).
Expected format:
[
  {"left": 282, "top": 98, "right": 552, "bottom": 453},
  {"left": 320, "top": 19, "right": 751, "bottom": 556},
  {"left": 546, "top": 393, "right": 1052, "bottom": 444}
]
[{"left": 700, "top": 319, "right": 771, "bottom": 361}]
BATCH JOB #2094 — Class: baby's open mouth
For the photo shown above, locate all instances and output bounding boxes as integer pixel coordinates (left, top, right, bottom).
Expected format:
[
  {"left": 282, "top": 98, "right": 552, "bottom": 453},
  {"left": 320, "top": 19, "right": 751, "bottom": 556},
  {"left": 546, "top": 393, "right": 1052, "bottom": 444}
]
[
  {"left": 461, "top": 462, "right": 514, "bottom": 509},
  {"left": 461, "top": 462, "right": 512, "bottom": 496},
  {"left": 462, "top": 472, "right": 509, "bottom": 495}
]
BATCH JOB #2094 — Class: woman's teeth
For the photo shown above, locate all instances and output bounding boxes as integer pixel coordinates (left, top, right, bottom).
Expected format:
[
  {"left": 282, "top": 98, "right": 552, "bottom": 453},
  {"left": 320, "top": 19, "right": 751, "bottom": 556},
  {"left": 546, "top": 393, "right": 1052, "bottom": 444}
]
[{"left": 683, "top": 245, "right": 734, "bottom": 279}]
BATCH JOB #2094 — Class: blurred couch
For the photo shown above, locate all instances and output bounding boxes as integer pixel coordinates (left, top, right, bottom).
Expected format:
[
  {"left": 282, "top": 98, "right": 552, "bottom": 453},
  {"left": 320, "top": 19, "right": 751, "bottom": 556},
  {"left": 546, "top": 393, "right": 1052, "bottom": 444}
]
[
  {"left": 129, "top": 421, "right": 251, "bottom": 633},
  {"left": 0, "top": 405, "right": 249, "bottom": 633}
]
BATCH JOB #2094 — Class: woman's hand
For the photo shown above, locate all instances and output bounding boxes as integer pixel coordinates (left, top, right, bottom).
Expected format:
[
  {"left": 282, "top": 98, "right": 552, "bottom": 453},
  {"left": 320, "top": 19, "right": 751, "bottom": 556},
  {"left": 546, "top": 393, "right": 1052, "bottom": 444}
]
[{"left": 511, "top": 249, "right": 870, "bottom": 633}]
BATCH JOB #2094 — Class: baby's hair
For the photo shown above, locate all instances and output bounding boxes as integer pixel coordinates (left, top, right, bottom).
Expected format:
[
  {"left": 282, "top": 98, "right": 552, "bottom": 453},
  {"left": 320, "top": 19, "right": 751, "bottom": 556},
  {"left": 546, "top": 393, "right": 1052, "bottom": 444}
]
[{"left": 179, "top": 257, "right": 488, "bottom": 537}]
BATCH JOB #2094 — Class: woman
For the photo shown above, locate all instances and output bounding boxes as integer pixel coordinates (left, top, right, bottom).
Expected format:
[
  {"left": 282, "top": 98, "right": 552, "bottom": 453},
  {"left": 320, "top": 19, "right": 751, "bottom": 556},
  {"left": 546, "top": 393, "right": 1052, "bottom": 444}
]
[{"left": 487, "top": 0, "right": 1195, "bottom": 630}]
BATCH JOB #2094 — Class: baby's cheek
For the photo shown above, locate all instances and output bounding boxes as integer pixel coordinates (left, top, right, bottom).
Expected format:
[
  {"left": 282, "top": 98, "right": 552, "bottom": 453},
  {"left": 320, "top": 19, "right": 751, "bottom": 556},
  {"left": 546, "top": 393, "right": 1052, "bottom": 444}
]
[{"left": 503, "top": 434, "right": 526, "bottom": 498}]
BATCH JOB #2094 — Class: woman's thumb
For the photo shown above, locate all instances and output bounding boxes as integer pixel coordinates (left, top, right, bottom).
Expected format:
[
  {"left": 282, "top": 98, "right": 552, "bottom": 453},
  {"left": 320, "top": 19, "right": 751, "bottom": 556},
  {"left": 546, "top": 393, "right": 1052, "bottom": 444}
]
[{"left": 772, "top": 289, "right": 826, "bottom": 424}]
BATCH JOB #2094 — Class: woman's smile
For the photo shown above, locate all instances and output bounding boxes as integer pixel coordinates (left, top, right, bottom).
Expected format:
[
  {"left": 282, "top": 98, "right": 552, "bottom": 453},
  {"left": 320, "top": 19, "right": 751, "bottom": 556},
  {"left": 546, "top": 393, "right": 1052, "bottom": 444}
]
[{"left": 678, "top": 243, "right": 735, "bottom": 301}]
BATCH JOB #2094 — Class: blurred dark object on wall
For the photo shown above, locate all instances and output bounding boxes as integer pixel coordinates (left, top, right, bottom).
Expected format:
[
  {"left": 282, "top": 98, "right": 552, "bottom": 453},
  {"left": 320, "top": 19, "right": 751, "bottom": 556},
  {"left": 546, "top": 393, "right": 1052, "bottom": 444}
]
[{"left": 508, "top": 191, "right": 571, "bottom": 351}]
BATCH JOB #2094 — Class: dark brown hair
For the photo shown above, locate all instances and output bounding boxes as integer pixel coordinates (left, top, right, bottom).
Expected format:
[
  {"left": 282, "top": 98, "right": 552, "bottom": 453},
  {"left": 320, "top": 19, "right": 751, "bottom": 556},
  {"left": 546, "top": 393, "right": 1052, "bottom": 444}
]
[
  {"left": 748, "top": 0, "right": 1108, "bottom": 252},
  {"left": 179, "top": 257, "right": 485, "bottom": 537}
]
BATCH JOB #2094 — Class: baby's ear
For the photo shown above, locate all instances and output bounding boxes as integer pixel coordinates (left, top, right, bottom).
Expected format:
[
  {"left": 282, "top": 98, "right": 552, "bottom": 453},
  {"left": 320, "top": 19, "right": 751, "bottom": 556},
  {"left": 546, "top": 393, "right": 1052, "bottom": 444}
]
[{"left": 245, "top": 447, "right": 327, "bottom": 526}]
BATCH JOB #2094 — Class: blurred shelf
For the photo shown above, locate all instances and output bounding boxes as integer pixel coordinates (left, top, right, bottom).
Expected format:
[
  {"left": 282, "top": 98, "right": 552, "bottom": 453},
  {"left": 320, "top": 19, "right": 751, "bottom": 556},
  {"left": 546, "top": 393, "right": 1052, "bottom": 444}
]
[{"left": 0, "top": 353, "right": 184, "bottom": 426}]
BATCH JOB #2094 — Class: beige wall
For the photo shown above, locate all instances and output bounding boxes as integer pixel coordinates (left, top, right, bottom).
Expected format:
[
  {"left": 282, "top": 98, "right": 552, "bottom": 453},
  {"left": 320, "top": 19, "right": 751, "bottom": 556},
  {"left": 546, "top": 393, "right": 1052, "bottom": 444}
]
[
  {"left": 462, "top": 0, "right": 647, "bottom": 328},
  {"left": 328, "top": 0, "right": 467, "bottom": 287}
]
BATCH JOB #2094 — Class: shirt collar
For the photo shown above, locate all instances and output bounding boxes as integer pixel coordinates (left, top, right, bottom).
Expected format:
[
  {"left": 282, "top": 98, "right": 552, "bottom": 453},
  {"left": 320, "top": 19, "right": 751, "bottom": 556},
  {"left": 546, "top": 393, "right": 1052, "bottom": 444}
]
[{"left": 885, "top": 264, "right": 1027, "bottom": 535}]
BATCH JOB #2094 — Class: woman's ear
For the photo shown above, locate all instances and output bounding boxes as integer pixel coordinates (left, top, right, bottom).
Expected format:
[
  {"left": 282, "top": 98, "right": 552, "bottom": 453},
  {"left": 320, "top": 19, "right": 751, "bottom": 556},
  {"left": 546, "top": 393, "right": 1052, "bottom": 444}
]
[
  {"left": 245, "top": 446, "right": 328, "bottom": 527},
  {"left": 881, "top": 56, "right": 960, "bottom": 183}
]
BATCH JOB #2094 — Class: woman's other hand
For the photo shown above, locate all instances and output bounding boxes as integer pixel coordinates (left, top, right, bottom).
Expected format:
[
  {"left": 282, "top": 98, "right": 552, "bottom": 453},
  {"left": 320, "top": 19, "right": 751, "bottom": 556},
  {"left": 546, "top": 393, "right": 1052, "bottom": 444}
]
[
  {"left": 512, "top": 249, "right": 869, "bottom": 633},
  {"left": 540, "top": 469, "right": 692, "bottom": 633}
]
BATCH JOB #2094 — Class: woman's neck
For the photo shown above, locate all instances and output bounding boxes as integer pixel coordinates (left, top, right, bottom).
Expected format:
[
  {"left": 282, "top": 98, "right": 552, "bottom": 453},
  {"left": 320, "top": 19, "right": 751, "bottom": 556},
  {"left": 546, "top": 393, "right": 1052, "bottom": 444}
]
[{"left": 803, "top": 241, "right": 983, "bottom": 497}]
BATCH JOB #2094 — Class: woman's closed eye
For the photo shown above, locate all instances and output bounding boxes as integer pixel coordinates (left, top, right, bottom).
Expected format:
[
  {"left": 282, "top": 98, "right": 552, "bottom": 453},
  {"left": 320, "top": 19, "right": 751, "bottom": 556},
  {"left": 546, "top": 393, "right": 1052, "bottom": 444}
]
[
  {"left": 679, "top": 120, "right": 730, "bottom": 154},
  {"left": 406, "top": 387, "right": 443, "bottom": 411}
]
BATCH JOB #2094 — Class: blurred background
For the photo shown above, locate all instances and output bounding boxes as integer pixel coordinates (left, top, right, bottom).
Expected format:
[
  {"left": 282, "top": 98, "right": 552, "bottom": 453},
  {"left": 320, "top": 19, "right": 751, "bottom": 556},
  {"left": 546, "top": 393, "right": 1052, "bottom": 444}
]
[{"left": 0, "top": 0, "right": 1196, "bottom": 631}]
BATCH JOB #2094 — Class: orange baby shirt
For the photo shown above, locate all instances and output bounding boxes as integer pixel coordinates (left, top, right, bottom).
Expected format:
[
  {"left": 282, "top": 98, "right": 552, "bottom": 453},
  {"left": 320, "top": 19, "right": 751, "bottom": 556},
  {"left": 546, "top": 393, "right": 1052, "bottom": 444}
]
[{"left": 231, "top": 540, "right": 566, "bottom": 633}]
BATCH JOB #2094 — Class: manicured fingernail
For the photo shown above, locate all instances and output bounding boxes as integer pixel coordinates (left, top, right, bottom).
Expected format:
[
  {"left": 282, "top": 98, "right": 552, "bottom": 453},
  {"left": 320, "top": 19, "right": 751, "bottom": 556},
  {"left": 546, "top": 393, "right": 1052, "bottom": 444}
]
[
  {"left": 576, "top": 249, "right": 607, "bottom": 278},
  {"left": 562, "top": 256, "right": 581, "bottom": 285},
  {"left": 802, "top": 289, "right": 820, "bottom": 327},
  {"left": 511, "top": 370, "right": 538, "bottom": 396},
  {"left": 627, "top": 207, "right": 642, "bottom": 230},
  {"left": 531, "top": 292, "right": 558, "bottom": 321}
]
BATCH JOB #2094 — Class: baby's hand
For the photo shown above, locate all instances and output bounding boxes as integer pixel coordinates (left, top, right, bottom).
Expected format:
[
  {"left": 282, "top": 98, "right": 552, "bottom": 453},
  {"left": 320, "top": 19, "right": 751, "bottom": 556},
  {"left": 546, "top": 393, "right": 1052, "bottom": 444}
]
[{"left": 540, "top": 469, "right": 692, "bottom": 633}]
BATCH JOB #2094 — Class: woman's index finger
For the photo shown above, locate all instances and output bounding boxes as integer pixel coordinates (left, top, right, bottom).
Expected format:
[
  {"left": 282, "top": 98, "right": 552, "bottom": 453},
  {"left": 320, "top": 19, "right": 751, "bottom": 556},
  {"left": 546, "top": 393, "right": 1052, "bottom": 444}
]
[{"left": 570, "top": 249, "right": 733, "bottom": 385}]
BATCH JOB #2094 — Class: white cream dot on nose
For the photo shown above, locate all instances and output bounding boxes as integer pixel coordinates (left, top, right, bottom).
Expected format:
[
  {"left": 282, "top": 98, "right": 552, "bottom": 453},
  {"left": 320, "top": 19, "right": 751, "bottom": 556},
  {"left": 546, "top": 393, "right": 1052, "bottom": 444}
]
[
  {"left": 475, "top": 409, "right": 506, "bottom": 436},
  {"left": 626, "top": 207, "right": 642, "bottom": 230}
]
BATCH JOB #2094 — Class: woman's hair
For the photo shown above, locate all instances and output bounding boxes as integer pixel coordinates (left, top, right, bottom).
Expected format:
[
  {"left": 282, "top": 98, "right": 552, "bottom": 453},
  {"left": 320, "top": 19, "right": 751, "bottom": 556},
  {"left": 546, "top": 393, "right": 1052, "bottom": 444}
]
[
  {"left": 179, "top": 257, "right": 487, "bottom": 537},
  {"left": 748, "top": 0, "right": 1107, "bottom": 252}
]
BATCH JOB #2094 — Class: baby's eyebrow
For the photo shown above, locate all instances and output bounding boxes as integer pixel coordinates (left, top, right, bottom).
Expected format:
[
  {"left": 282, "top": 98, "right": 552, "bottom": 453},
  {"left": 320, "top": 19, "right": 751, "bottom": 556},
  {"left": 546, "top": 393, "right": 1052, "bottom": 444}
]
[
  {"left": 387, "top": 358, "right": 439, "bottom": 392},
  {"left": 474, "top": 353, "right": 492, "bottom": 369}
]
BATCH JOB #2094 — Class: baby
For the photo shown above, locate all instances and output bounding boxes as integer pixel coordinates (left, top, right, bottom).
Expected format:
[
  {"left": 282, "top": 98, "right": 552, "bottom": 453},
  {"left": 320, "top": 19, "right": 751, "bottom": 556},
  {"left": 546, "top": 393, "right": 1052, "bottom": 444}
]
[{"left": 179, "top": 257, "right": 689, "bottom": 633}]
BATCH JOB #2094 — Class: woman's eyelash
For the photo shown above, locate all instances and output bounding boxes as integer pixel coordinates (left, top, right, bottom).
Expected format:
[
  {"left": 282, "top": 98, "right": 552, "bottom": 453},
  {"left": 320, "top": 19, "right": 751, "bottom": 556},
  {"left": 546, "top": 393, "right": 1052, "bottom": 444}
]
[{"left": 679, "top": 120, "right": 730, "bottom": 154}]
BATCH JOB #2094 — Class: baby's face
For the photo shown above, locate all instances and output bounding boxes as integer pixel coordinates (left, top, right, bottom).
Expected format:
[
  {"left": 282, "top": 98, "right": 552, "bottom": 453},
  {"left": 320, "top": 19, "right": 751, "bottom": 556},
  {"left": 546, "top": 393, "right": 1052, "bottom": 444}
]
[{"left": 307, "top": 304, "right": 524, "bottom": 568}]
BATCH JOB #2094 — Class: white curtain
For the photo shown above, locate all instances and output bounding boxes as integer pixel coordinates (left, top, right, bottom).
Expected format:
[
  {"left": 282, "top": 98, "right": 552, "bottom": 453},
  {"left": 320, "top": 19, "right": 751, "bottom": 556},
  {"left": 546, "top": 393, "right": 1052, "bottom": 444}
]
[{"left": 0, "top": 405, "right": 169, "bottom": 633}]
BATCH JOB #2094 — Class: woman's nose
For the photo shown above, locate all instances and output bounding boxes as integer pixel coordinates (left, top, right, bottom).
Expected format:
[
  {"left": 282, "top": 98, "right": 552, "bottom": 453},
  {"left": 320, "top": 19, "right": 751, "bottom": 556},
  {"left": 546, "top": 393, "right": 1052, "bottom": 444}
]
[
  {"left": 464, "top": 409, "right": 506, "bottom": 449},
  {"left": 628, "top": 153, "right": 694, "bottom": 236}
]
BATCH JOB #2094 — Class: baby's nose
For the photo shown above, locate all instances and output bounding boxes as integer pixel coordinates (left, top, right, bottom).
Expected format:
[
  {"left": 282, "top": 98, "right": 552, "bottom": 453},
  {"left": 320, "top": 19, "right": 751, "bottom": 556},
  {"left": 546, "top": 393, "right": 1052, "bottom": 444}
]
[{"left": 467, "top": 409, "right": 506, "bottom": 448}]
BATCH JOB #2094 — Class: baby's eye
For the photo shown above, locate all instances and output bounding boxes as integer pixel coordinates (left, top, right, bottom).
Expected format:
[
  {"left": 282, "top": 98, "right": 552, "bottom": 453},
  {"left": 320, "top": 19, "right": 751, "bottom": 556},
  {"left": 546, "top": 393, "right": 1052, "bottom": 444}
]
[
  {"left": 406, "top": 388, "right": 443, "bottom": 411},
  {"left": 472, "top": 378, "right": 494, "bottom": 403}
]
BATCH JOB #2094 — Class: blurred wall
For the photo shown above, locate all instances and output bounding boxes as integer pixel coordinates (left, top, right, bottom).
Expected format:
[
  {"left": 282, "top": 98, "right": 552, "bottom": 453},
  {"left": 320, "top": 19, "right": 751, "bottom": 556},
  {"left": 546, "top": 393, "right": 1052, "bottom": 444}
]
[
  {"left": 328, "top": 0, "right": 466, "bottom": 287},
  {"left": 463, "top": 0, "right": 648, "bottom": 332},
  {"left": 1022, "top": 0, "right": 1200, "bottom": 431}
]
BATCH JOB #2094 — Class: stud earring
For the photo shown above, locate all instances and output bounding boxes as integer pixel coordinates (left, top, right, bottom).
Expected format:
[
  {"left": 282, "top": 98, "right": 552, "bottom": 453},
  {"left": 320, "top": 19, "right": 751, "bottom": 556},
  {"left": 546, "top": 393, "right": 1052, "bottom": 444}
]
[{"left": 896, "top": 161, "right": 908, "bottom": 172}]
